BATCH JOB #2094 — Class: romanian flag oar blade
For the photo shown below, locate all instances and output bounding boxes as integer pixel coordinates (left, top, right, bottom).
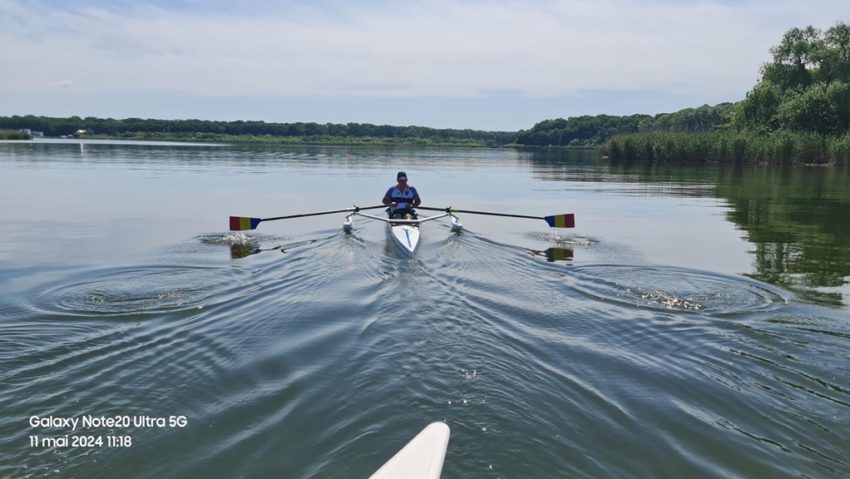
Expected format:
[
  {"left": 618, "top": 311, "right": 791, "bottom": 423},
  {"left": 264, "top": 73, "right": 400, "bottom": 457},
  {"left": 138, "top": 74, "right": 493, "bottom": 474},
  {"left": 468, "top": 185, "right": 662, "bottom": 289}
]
[
  {"left": 544, "top": 213, "right": 575, "bottom": 228},
  {"left": 229, "top": 216, "right": 263, "bottom": 231}
]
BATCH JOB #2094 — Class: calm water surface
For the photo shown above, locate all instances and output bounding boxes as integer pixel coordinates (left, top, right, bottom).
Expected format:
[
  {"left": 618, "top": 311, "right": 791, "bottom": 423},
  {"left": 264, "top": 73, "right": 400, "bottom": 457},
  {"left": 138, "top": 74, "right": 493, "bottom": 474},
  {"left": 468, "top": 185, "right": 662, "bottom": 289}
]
[{"left": 1, "top": 140, "right": 848, "bottom": 478}]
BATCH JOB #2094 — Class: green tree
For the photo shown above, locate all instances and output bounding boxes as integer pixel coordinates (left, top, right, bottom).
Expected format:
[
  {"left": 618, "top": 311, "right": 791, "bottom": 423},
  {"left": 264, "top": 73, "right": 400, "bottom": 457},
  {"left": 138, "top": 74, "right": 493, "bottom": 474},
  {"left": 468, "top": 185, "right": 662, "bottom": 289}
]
[
  {"left": 776, "top": 81, "right": 850, "bottom": 133},
  {"left": 732, "top": 82, "right": 783, "bottom": 132},
  {"left": 761, "top": 26, "right": 822, "bottom": 90},
  {"left": 735, "top": 22, "right": 850, "bottom": 134}
]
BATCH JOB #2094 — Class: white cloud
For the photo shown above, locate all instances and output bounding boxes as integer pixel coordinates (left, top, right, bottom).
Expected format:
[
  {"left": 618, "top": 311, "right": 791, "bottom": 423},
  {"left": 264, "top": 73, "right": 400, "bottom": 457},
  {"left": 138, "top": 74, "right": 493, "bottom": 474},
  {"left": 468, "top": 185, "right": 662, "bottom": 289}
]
[{"left": 1, "top": 0, "right": 849, "bottom": 99}]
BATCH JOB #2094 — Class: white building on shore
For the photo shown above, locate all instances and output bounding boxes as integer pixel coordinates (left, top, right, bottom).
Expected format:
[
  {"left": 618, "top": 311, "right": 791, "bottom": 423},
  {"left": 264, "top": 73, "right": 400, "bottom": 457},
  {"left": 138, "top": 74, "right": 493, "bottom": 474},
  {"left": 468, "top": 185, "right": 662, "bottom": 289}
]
[{"left": 17, "top": 129, "right": 44, "bottom": 137}]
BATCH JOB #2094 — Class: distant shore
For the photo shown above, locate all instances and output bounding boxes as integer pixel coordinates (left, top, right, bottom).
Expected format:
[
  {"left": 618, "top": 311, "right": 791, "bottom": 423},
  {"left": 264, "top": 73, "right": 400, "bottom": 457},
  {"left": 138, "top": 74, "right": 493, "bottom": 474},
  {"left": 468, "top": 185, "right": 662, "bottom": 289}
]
[
  {"left": 0, "top": 115, "right": 516, "bottom": 148},
  {"left": 80, "top": 132, "right": 507, "bottom": 147},
  {"left": 1, "top": 134, "right": 512, "bottom": 148}
]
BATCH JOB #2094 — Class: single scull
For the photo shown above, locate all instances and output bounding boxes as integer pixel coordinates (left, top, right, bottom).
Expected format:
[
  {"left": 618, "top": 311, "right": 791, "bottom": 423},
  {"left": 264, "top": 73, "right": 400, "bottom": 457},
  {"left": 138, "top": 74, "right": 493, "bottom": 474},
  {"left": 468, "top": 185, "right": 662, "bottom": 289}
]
[
  {"left": 229, "top": 205, "right": 574, "bottom": 257},
  {"left": 343, "top": 210, "right": 463, "bottom": 256}
]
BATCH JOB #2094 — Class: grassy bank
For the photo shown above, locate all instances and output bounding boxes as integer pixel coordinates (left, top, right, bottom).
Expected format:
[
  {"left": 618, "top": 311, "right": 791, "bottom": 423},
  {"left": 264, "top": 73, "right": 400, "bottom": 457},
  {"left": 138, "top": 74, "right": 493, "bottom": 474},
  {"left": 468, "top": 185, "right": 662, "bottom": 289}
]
[
  {"left": 0, "top": 130, "right": 31, "bottom": 140},
  {"left": 508, "top": 143, "right": 600, "bottom": 150},
  {"left": 603, "top": 131, "right": 850, "bottom": 166}
]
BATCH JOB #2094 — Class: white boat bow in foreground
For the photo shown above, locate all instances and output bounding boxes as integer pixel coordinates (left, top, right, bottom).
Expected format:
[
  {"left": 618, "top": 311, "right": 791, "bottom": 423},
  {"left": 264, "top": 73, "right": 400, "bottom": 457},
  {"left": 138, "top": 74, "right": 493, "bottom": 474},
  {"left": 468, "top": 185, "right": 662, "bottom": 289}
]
[{"left": 370, "top": 422, "right": 451, "bottom": 479}]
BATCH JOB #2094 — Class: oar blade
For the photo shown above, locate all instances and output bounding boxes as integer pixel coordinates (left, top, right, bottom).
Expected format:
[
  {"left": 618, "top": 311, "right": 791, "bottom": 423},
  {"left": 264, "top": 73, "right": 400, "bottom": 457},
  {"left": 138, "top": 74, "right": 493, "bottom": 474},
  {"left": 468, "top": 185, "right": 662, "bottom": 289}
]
[
  {"left": 229, "top": 216, "right": 262, "bottom": 231},
  {"left": 544, "top": 213, "right": 575, "bottom": 228}
]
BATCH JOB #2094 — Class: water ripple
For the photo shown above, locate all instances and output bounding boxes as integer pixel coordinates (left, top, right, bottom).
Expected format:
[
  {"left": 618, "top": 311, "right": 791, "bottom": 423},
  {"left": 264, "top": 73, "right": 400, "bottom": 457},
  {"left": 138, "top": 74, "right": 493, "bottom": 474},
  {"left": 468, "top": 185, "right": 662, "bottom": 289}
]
[
  {"left": 564, "top": 265, "right": 789, "bottom": 315},
  {"left": 28, "top": 265, "right": 258, "bottom": 317}
]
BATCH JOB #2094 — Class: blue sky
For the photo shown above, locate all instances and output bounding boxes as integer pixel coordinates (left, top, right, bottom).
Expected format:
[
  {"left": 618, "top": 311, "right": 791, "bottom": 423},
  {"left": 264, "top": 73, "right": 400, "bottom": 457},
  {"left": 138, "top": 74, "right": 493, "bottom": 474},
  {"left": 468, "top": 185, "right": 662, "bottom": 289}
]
[{"left": 2, "top": 0, "right": 849, "bottom": 130}]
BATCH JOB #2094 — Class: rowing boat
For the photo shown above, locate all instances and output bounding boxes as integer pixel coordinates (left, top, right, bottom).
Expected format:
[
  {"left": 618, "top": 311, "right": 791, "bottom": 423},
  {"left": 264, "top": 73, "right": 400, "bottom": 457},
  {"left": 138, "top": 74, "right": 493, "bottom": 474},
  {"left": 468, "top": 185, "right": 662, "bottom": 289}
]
[
  {"left": 370, "top": 422, "right": 451, "bottom": 479},
  {"left": 343, "top": 210, "right": 463, "bottom": 257}
]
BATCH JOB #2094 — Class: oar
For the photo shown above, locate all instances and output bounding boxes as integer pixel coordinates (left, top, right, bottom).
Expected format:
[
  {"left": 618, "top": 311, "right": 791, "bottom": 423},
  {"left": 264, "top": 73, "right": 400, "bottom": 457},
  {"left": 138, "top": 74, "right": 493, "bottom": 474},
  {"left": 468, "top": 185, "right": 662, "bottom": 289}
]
[
  {"left": 229, "top": 205, "right": 386, "bottom": 231},
  {"left": 417, "top": 206, "right": 575, "bottom": 228}
]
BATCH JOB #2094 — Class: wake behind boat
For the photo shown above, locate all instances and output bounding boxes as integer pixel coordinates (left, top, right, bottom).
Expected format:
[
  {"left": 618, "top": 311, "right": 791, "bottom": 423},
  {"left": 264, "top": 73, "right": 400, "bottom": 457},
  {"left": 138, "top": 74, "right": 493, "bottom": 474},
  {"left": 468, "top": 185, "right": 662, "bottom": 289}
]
[{"left": 229, "top": 205, "right": 574, "bottom": 257}]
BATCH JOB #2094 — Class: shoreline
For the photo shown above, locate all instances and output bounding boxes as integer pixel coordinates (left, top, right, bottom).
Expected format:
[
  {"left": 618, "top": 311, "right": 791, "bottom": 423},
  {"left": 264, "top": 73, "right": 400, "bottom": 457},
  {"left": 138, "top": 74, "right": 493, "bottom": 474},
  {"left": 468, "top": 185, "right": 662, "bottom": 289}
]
[
  {"left": 4, "top": 135, "right": 517, "bottom": 148},
  {"left": 6, "top": 136, "right": 848, "bottom": 167}
]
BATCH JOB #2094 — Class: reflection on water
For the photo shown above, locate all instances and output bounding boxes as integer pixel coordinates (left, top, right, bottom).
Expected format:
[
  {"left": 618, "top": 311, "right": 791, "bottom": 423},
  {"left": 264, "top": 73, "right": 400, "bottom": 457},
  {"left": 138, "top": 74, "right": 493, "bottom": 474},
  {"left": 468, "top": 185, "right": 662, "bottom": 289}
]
[
  {"left": 528, "top": 150, "right": 850, "bottom": 307},
  {"left": 717, "top": 167, "right": 850, "bottom": 306},
  {"left": 529, "top": 247, "right": 574, "bottom": 262}
]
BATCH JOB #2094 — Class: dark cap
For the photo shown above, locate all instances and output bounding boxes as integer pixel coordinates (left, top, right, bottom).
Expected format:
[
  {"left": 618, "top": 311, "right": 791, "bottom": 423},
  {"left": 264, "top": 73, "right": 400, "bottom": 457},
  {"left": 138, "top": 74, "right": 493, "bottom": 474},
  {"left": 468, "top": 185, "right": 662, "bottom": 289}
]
[{"left": 397, "top": 171, "right": 407, "bottom": 180}]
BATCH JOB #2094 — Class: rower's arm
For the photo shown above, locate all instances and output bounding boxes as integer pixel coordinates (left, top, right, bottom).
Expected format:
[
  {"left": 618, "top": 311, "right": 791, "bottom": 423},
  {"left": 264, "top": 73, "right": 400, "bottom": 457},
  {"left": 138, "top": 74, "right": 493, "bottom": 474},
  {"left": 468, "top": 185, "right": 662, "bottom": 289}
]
[
  {"left": 411, "top": 195, "right": 422, "bottom": 208},
  {"left": 382, "top": 194, "right": 392, "bottom": 206}
]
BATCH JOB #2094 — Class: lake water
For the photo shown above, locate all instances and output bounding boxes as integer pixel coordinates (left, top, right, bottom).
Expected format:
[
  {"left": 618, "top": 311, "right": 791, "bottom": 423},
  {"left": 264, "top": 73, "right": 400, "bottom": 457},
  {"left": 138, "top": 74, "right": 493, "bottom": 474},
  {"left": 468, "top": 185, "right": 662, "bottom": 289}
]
[{"left": 1, "top": 140, "right": 848, "bottom": 478}]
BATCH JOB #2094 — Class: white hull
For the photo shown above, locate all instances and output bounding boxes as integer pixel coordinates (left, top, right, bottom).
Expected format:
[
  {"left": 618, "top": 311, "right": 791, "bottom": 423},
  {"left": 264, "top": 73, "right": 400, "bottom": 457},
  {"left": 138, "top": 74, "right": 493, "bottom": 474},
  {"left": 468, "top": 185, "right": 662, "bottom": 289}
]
[
  {"left": 388, "top": 221, "right": 420, "bottom": 256},
  {"left": 370, "top": 422, "right": 450, "bottom": 479},
  {"left": 343, "top": 210, "right": 458, "bottom": 257}
]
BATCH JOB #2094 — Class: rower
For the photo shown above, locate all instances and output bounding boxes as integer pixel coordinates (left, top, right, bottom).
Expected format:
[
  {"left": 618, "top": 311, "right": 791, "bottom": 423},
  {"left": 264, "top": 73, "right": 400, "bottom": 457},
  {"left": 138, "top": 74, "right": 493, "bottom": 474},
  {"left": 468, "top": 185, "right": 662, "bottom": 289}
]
[{"left": 383, "top": 171, "right": 421, "bottom": 220}]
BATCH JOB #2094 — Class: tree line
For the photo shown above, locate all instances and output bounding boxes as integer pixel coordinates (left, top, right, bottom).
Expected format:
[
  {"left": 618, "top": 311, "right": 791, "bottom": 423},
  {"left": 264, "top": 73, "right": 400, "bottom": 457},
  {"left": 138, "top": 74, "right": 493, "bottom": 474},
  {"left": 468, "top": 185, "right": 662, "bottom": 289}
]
[
  {"left": 515, "top": 103, "right": 736, "bottom": 147},
  {"left": 601, "top": 23, "right": 850, "bottom": 165},
  {"left": 0, "top": 115, "right": 516, "bottom": 146},
  {"left": 520, "top": 22, "right": 850, "bottom": 164}
]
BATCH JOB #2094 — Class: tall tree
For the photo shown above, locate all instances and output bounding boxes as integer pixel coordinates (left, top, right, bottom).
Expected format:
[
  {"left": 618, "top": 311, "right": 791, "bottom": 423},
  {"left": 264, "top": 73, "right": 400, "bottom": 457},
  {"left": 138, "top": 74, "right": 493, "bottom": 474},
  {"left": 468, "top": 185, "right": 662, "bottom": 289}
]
[{"left": 735, "top": 23, "right": 850, "bottom": 134}]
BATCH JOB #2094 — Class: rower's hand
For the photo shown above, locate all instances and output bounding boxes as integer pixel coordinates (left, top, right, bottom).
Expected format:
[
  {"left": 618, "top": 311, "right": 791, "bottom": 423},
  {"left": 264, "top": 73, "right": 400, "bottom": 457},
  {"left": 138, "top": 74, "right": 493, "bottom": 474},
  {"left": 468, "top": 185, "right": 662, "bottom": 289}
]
[{"left": 390, "top": 202, "right": 398, "bottom": 207}]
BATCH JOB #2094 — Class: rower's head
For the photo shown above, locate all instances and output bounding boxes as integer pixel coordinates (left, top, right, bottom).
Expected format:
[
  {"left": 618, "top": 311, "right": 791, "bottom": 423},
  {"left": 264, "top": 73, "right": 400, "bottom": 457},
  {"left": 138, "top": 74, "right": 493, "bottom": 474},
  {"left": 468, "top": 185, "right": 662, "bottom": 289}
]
[{"left": 396, "top": 171, "right": 408, "bottom": 186}]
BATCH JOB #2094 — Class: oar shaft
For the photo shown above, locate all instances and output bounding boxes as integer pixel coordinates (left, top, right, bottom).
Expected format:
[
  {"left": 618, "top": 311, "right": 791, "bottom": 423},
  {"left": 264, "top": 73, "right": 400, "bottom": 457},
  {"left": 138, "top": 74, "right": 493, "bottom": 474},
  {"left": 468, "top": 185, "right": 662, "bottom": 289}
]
[
  {"left": 417, "top": 206, "right": 542, "bottom": 220},
  {"left": 262, "top": 205, "right": 385, "bottom": 221},
  {"left": 230, "top": 205, "right": 388, "bottom": 231}
]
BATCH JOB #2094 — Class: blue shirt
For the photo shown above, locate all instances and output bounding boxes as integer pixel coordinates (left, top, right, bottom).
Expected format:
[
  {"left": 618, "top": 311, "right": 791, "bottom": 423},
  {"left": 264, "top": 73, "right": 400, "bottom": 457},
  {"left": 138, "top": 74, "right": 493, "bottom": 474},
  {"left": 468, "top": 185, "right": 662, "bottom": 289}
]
[{"left": 385, "top": 185, "right": 419, "bottom": 215}]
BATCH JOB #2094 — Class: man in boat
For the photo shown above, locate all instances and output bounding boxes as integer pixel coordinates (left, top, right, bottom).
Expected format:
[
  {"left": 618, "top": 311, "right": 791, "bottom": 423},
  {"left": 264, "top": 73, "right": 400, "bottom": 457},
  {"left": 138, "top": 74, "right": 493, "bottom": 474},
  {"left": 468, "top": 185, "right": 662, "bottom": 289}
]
[{"left": 383, "top": 171, "right": 421, "bottom": 220}]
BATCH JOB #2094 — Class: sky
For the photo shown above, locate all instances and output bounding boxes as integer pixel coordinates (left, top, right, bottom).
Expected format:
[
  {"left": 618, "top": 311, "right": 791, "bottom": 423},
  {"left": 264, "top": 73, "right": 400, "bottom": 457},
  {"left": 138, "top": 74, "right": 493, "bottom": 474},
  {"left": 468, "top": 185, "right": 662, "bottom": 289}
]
[{"left": 1, "top": 0, "right": 849, "bottom": 130}]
